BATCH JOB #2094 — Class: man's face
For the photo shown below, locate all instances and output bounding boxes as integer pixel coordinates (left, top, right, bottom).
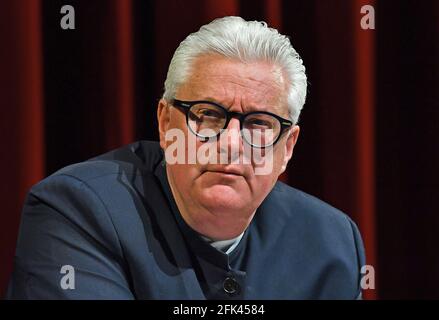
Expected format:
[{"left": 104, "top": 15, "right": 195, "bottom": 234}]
[{"left": 157, "top": 54, "right": 300, "bottom": 240}]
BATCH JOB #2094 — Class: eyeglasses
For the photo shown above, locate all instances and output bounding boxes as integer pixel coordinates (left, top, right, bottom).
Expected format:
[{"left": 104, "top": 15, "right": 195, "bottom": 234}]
[{"left": 171, "top": 99, "right": 293, "bottom": 148}]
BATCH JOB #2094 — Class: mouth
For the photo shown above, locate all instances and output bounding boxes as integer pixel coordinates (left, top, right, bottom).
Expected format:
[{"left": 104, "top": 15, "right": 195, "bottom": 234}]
[
  {"left": 203, "top": 167, "right": 245, "bottom": 177},
  {"left": 209, "top": 171, "right": 241, "bottom": 177}
]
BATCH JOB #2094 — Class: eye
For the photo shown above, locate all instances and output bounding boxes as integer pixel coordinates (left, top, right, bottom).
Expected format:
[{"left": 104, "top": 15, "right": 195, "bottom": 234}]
[
  {"left": 246, "top": 118, "right": 273, "bottom": 128},
  {"left": 188, "top": 111, "right": 201, "bottom": 122},
  {"left": 198, "top": 108, "right": 222, "bottom": 118}
]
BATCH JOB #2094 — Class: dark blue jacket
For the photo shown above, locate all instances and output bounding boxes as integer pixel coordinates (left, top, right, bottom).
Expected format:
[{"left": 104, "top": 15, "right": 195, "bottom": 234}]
[{"left": 7, "top": 141, "right": 365, "bottom": 299}]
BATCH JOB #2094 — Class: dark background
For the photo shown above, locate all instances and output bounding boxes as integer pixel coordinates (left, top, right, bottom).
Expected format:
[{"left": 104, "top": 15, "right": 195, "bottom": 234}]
[{"left": 1, "top": 0, "right": 438, "bottom": 299}]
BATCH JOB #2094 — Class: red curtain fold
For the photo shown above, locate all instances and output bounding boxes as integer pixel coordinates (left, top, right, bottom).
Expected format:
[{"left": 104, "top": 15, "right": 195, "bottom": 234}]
[
  {"left": 308, "top": 0, "right": 377, "bottom": 298},
  {"left": 109, "top": 0, "right": 135, "bottom": 149},
  {"left": 264, "top": 0, "right": 281, "bottom": 30},
  {"left": 204, "top": 0, "right": 239, "bottom": 21},
  {"left": 0, "top": 0, "right": 44, "bottom": 295},
  {"left": 101, "top": 0, "right": 135, "bottom": 150},
  {"left": 353, "top": 0, "right": 377, "bottom": 300}
]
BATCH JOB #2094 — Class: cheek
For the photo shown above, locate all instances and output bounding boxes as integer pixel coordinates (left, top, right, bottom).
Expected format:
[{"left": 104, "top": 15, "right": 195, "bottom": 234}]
[
  {"left": 274, "top": 140, "right": 288, "bottom": 165},
  {"left": 163, "top": 111, "right": 187, "bottom": 146},
  {"left": 250, "top": 174, "right": 276, "bottom": 195},
  {"left": 274, "top": 149, "right": 287, "bottom": 172},
  {"left": 169, "top": 164, "right": 199, "bottom": 194},
  {"left": 250, "top": 145, "right": 286, "bottom": 179}
]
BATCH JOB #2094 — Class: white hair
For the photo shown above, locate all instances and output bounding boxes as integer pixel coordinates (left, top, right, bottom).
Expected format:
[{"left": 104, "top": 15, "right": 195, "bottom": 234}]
[{"left": 163, "top": 16, "right": 307, "bottom": 124}]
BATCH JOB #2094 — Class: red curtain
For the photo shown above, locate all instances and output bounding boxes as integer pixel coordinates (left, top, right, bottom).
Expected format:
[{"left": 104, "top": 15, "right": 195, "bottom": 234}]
[
  {"left": 0, "top": 0, "right": 45, "bottom": 295},
  {"left": 1, "top": 0, "right": 438, "bottom": 299},
  {"left": 106, "top": 0, "right": 135, "bottom": 149},
  {"left": 353, "top": 0, "right": 376, "bottom": 300}
]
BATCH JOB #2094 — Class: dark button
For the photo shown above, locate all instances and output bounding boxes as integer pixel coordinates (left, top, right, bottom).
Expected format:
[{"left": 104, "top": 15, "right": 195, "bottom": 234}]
[{"left": 223, "top": 277, "right": 240, "bottom": 295}]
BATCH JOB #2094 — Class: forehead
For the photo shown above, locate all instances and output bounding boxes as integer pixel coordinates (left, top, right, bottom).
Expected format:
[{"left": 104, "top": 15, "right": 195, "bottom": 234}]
[{"left": 177, "top": 55, "right": 289, "bottom": 114}]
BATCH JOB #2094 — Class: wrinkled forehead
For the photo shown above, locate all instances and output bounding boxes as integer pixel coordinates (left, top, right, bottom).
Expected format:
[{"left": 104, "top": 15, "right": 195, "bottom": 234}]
[{"left": 177, "top": 55, "right": 290, "bottom": 116}]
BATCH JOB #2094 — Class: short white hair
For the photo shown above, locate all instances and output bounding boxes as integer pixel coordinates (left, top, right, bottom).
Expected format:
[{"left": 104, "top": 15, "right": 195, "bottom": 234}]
[{"left": 163, "top": 16, "right": 307, "bottom": 124}]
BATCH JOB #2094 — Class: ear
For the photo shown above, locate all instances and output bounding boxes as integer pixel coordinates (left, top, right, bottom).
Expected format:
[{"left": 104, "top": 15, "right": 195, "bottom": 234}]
[
  {"left": 280, "top": 125, "right": 300, "bottom": 173},
  {"left": 157, "top": 99, "right": 171, "bottom": 150}
]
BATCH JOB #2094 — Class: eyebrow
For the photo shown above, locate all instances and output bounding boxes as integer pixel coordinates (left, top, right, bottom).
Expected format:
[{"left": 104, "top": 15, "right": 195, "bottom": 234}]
[{"left": 200, "top": 97, "right": 268, "bottom": 113}]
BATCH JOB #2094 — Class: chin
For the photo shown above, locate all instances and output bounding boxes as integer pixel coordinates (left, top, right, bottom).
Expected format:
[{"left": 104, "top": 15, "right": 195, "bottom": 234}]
[{"left": 196, "top": 185, "right": 248, "bottom": 211}]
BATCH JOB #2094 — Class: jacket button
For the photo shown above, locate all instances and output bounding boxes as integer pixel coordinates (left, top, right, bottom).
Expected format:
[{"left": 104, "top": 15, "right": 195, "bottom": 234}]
[{"left": 223, "top": 277, "right": 240, "bottom": 295}]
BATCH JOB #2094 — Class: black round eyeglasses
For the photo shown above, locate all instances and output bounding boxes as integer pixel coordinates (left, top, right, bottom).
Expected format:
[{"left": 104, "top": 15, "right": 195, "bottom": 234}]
[{"left": 171, "top": 99, "right": 293, "bottom": 148}]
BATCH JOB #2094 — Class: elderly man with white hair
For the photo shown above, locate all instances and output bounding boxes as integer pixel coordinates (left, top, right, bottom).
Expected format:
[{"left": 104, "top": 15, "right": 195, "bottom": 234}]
[{"left": 7, "top": 16, "right": 365, "bottom": 299}]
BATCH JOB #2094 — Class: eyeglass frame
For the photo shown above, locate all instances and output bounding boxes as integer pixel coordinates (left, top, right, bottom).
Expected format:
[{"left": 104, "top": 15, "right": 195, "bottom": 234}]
[{"left": 170, "top": 98, "right": 294, "bottom": 148}]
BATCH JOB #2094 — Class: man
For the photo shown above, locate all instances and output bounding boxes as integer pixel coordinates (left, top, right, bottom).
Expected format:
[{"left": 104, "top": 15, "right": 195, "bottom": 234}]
[{"left": 7, "top": 16, "right": 365, "bottom": 299}]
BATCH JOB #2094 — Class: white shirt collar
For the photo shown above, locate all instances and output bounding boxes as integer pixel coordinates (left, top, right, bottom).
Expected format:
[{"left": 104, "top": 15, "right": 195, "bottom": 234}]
[{"left": 201, "top": 232, "right": 245, "bottom": 255}]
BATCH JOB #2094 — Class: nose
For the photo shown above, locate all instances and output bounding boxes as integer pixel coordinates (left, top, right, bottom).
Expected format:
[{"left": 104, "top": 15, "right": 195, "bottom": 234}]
[{"left": 217, "top": 118, "right": 243, "bottom": 164}]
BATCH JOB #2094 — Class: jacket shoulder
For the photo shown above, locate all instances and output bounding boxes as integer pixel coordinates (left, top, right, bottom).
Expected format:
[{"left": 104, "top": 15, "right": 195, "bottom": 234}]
[
  {"left": 42, "top": 140, "right": 162, "bottom": 184},
  {"left": 262, "top": 181, "right": 365, "bottom": 270},
  {"left": 255, "top": 182, "right": 365, "bottom": 299},
  {"left": 270, "top": 181, "right": 352, "bottom": 225}
]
